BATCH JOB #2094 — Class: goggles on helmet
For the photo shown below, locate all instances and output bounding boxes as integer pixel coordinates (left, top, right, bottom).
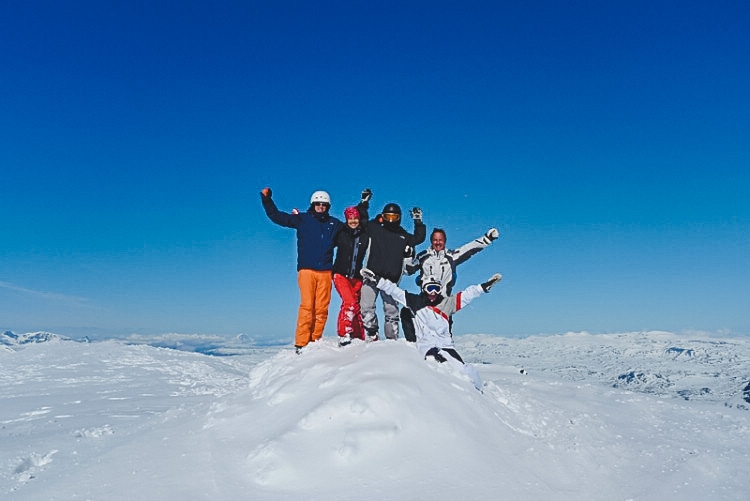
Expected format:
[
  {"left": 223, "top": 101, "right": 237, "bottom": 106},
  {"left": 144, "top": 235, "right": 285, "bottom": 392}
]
[
  {"left": 382, "top": 212, "right": 400, "bottom": 223},
  {"left": 423, "top": 282, "right": 443, "bottom": 295}
]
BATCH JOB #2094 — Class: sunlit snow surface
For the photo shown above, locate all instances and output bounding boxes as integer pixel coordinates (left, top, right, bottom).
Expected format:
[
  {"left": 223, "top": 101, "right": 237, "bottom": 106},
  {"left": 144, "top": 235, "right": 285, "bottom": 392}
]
[{"left": 1, "top": 331, "right": 748, "bottom": 500}]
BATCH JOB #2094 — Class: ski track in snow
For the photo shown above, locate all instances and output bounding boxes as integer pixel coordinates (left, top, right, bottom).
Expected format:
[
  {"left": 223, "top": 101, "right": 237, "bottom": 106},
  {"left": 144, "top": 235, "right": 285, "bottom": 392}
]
[{"left": 1, "top": 331, "right": 749, "bottom": 500}]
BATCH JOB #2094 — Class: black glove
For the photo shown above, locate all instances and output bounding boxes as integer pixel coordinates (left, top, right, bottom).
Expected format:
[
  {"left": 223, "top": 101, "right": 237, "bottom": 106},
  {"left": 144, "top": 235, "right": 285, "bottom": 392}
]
[
  {"left": 425, "top": 347, "right": 447, "bottom": 363},
  {"left": 403, "top": 245, "right": 414, "bottom": 258},
  {"left": 360, "top": 188, "right": 372, "bottom": 204},
  {"left": 481, "top": 273, "right": 502, "bottom": 293},
  {"left": 410, "top": 207, "right": 423, "bottom": 222},
  {"left": 485, "top": 228, "right": 499, "bottom": 241},
  {"left": 360, "top": 268, "right": 379, "bottom": 284},
  {"left": 260, "top": 187, "right": 272, "bottom": 199}
]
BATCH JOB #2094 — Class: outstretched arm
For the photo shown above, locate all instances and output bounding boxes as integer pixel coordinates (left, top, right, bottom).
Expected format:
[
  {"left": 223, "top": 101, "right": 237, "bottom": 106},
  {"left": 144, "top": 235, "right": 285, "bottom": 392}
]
[
  {"left": 451, "top": 228, "right": 499, "bottom": 266},
  {"left": 448, "top": 274, "right": 502, "bottom": 315},
  {"left": 361, "top": 268, "right": 407, "bottom": 306}
]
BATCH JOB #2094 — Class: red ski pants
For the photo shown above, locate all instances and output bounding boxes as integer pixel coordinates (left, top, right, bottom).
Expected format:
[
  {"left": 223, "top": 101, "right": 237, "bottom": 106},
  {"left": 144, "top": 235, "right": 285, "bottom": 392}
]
[
  {"left": 295, "top": 269, "right": 333, "bottom": 347},
  {"left": 332, "top": 273, "right": 365, "bottom": 340}
]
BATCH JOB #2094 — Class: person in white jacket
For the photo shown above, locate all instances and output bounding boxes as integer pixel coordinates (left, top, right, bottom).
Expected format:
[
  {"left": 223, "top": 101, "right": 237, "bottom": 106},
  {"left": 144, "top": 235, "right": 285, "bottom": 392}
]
[
  {"left": 401, "top": 227, "right": 499, "bottom": 342},
  {"left": 360, "top": 267, "right": 502, "bottom": 392}
]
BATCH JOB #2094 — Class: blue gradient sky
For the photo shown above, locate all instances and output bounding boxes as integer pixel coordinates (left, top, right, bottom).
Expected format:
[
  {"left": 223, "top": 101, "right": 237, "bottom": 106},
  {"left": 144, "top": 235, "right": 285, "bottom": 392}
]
[{"left": 2, "top": 1, "right": 749, "bottom": 342}]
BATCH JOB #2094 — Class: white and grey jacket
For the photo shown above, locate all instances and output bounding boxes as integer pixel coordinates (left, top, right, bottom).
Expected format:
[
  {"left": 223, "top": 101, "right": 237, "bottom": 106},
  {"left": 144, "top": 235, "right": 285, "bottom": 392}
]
[{"left": 404, "top": 232, "right": 494, "bottom": 295}]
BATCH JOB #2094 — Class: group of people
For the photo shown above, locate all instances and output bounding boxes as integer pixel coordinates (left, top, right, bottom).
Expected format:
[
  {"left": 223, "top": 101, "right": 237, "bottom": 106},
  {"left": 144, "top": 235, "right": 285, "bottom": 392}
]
[{"left": 260, "top": 187, "right": 501, "bottom": 389}]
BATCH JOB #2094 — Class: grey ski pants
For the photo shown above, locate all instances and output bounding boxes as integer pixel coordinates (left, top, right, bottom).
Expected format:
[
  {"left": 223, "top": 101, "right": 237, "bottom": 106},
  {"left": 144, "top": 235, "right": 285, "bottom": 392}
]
[{"left": 360, "top": 280, "right": 400, "bottom": 339}]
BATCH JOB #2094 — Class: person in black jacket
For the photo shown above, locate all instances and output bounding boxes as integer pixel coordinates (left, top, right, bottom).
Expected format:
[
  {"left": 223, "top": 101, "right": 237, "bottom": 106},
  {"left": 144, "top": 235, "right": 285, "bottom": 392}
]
[
  {"left": 332, "top": 194, "right": 371, "bottom": 346},
  {"left": 360, "top": 202, "right": 426, "bottom": 340}
]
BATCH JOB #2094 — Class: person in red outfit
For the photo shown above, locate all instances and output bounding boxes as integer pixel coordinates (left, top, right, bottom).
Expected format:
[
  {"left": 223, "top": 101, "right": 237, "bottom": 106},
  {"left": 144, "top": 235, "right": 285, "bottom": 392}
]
[{"left": 331, "top": 196, "right": 371, "bottom": 346}]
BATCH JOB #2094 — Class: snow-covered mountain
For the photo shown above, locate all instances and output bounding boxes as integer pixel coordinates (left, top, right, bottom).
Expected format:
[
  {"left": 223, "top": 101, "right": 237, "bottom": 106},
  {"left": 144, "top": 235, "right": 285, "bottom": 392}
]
[
  {"left": 1, "top": 330, "right": 71, "bottom": 347},
  {"left": 2, "top": 331, "right": 749, "bottom": 499}
]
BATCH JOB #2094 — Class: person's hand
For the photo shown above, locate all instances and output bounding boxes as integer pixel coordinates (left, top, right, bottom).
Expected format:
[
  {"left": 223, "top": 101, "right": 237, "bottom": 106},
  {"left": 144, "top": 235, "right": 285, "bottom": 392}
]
[
  {"left": 403, "top": 245, "right": 414, "bottom": 258},
  {"left": 485, "top": 228, "right": 499, "bottom": 241},
  {"left": 410, "top": 207, "right": 423, "bottom": 222},
  {"left": 261, "top": 187, "right": 272, "bottom": 199},
  {"left": 360, "top": 268, "right": 379, "bottom": 284},
  {"left": 360, "top": 188, "right": 372, "bottom": 204},
  {"left": 481, "top": 273, "right": 502, "bottom": 292}
]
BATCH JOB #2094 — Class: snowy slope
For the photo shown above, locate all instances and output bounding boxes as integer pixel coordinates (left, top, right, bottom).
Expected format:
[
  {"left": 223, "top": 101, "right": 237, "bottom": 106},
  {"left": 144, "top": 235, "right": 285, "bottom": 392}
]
[{"left": 1, "top": 331, "right": 749, "bottom": 500}]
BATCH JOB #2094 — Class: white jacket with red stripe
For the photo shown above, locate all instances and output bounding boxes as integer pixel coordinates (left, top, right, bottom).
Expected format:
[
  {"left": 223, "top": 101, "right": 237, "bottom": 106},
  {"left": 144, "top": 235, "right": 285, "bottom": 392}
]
[{"left": 374, "top": 277, "right": 485, "bottom": 358}]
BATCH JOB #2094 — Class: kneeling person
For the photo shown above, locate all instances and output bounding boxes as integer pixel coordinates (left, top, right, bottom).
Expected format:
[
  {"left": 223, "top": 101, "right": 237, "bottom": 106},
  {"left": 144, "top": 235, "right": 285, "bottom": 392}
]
[{"left": 360, "top": 267, "right": 502, "bottom": 392}]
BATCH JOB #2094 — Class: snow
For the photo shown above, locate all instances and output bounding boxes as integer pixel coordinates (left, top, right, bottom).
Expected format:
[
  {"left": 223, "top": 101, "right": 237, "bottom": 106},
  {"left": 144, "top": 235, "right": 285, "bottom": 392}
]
[{"left": 1, "top": 331, "right": 749, "bottom": 500}]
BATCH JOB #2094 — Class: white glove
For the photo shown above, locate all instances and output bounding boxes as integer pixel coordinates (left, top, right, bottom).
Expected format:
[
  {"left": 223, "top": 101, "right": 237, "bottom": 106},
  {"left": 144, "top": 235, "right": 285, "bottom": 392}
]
[
  {"left": 360, "top": 268, "right": 378, "bottom": 284},
  {"left": 485, "top": 228, "right": 499, "bottom": 241},
  {"left": 481, "top": 273, "right": 502, "bottom": 292},
  {"left": 410, "top": 207, "right": 423, "bottom": 222}
]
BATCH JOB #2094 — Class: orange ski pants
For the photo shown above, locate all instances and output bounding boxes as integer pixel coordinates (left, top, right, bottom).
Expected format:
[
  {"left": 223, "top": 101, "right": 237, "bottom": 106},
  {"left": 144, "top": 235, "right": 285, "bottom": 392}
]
[{"left": 295, "top": 269, "right": 333, "bottom": 347}]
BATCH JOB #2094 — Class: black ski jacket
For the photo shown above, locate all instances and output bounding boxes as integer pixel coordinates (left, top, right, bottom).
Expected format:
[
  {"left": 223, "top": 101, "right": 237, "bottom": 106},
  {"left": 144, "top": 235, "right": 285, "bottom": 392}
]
[
  {"left": 363, "top": 216, "right": 426, "bottom": 283},
  {"left": 332, "top": 225, "right": 370, "bottom": 279}
]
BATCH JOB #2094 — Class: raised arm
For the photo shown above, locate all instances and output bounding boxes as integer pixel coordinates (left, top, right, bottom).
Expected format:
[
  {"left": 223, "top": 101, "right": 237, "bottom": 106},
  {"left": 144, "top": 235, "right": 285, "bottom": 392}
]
[
  {"left": 451, "top": 228, "right": 499, "bottom": 265},
  {"left": 260, "top": 187, "right": 299, "bottom": 228},
  {"left": 407, "top": 207, "right": 426, "bottom": 246},
  {"left": 356, "top": 188, "right": 372, "bottom": 222}
]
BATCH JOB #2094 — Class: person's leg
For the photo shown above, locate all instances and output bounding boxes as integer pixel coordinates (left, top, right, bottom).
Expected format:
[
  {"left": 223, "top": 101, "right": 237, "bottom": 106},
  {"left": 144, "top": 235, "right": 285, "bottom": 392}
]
[
  {"left": 333, "top": 273, "right": 357, "bottom": 338},
  {"left": 351, "top": 278, "right": 365, "bottom": 339},
  {"left": 442, "top": 348, "right": 464, "bottom": 363},
  {"left": 310, "top": 270, "right": 332, "bottom": 342},
  {"left": 350, "top": 278, "right": 365, "bottom": 340},
  {"left": 360, "top": 281, "right": 379, "bottom": 338},
  {"left": 382, "top": 290, "right": 400, "bottom": 340},
  {"left": 426, "top": 347, "right": 483, "bottom": 392},
  {"left": 295, "top": 270, "right": 315, "bottom": 348}
]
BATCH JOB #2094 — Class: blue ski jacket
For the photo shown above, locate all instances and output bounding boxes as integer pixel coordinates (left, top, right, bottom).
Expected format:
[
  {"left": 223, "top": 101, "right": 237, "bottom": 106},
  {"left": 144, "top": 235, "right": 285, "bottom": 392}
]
[{"left": 262, "top": 197, "right": 345, "bottom": 271}]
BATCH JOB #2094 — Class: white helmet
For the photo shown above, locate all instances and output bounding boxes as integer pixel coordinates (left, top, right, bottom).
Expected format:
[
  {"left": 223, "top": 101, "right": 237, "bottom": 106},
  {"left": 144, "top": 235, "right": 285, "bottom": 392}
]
[{"left": 310, "top": 190, "right": 331, "bottom": 205}]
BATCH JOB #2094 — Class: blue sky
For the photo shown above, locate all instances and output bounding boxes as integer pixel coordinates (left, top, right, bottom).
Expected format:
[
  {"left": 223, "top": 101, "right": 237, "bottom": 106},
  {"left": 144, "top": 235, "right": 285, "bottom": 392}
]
[{"left": 2, "top": 1, "right": 749, "bottom": 342}]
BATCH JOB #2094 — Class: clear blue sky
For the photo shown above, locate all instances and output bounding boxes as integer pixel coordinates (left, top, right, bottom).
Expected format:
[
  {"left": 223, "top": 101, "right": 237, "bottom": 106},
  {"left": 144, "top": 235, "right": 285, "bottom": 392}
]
[{"left": 2, "top": 1, "right": 749, "bottom": 342}]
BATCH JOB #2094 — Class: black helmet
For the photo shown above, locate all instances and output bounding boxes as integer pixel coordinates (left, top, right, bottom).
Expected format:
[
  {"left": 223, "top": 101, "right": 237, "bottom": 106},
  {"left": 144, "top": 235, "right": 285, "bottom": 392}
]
[
  {"left": 382, "top": 203, "right": 401, "bottom": 215},
  {"left": 381, "top": 203, "right": 401, "bottom": 223}
]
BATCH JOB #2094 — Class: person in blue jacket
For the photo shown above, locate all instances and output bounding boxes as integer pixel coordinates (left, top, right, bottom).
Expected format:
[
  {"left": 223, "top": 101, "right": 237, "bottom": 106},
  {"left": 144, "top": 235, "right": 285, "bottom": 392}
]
[{"left": 261, "top": 187, "right": 370, "bottom": 353}]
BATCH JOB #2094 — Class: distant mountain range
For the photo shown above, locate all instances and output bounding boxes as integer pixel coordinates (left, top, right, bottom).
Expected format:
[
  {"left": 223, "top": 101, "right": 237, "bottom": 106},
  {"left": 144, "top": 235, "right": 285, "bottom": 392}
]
[
  {"left": 1, "top": 330, "right": 278, "bottom": 356},
  {"left": 1, "top": 330, "right": 74, "bottom": 347}
]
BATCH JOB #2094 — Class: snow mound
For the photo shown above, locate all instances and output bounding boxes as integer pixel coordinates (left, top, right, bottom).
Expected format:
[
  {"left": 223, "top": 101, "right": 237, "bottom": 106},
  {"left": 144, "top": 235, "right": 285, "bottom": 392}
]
[{"left": 2, "top": 333, "right": 749, "bottom": 500}]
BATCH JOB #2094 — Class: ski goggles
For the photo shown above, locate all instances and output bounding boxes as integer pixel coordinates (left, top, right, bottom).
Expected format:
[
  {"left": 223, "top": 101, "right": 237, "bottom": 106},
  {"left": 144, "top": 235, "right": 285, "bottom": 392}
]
[
  {"left": 382, "top": 212, "right": 400, "bottom": 223},
  {"left": 423, "top": 282, "right": 442, "bottom": 295}
]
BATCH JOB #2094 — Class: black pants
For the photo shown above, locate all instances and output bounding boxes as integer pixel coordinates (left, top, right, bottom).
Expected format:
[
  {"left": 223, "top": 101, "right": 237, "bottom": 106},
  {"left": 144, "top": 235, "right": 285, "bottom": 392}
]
[{"left": 425, "top": 347, "right": 464, "bottom": 364}]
